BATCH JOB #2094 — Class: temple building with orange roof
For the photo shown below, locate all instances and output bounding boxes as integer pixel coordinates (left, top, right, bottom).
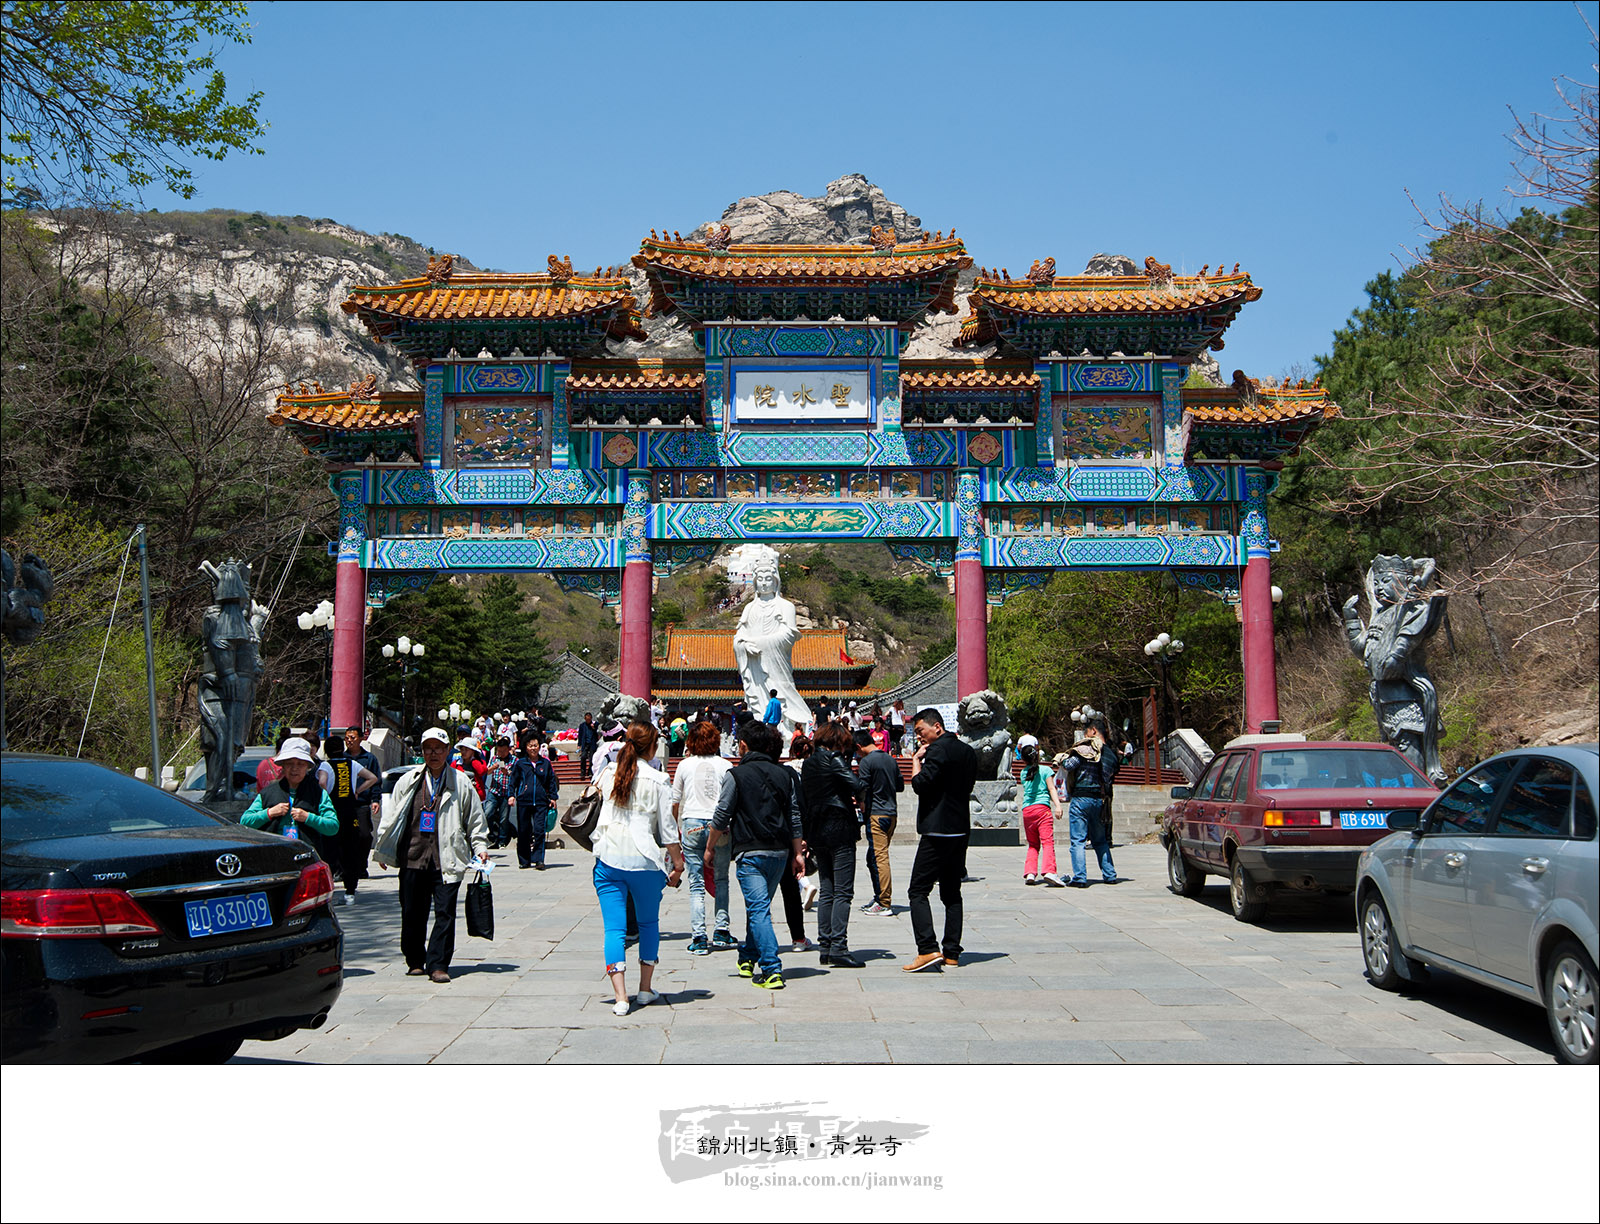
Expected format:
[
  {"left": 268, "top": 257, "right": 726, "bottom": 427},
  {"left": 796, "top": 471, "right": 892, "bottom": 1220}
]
[{"left": 268, "top": 225, "right": 1336, "bottom": 737}]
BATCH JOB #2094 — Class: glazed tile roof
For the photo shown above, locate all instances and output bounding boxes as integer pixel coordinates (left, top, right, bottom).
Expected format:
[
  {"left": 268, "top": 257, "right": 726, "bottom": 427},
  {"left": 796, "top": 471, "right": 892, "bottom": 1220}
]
[
  {"left": 900, "top": 362, "right": 1040, "bottom": 392},
  {"left": 1181, "top": 381, "right": 1339, "bottom": 424},
  {"left": 342, "top": 258, "right": 647, "bottom": 344},
  {"left": 567, "top": 361, "right": 706, "bottom": 393},
  {"left": 656, "top": 627, "right": 876, "bottom": 675},
  {"left": 652, "top": 683, "right": 883, "bottom": 703},
  {"left": 633, "top": 230, "right": 972, "bottom": 320},
  {"left": 268, "top": 384, "right": 421, "bottom": 431},
  {"left": 960, "top": 262, "right": 1262, "bottom": 351}
]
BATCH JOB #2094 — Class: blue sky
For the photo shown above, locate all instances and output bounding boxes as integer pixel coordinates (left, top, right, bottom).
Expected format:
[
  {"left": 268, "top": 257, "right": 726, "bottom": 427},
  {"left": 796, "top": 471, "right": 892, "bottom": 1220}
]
[{"left": 141, "top": 1, "right": 1595, "bottom": 376}]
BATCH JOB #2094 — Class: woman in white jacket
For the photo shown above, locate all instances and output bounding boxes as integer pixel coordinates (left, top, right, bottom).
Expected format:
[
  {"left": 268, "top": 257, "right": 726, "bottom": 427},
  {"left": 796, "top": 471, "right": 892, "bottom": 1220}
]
[{"left": 592, "top": 722, "right": 684, "bottom": 1015}]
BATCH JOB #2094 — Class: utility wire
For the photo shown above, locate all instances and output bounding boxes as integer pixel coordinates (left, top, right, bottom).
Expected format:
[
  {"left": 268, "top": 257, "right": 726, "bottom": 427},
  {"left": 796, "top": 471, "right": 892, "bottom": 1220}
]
[{"left": 77, "top": 530, "right": 136, "bottom": 758}]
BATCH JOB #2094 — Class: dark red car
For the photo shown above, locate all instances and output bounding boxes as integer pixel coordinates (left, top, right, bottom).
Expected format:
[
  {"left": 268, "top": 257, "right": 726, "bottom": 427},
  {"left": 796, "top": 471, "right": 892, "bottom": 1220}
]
[{"left": 1159, "top": 737, "right": 1439, "bottom": 922}]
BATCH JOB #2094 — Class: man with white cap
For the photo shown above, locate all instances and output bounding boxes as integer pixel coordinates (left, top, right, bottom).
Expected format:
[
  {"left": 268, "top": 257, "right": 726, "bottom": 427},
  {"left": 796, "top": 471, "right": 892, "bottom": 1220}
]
[{"left": 372, "top": 727, "right": 489, "bottom": 983}]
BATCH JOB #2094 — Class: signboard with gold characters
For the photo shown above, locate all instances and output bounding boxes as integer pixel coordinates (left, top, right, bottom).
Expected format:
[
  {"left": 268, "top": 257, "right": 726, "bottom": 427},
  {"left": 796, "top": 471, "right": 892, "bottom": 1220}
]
[{"left": 731, "top": 368, "right": 873, "bottom": 425}]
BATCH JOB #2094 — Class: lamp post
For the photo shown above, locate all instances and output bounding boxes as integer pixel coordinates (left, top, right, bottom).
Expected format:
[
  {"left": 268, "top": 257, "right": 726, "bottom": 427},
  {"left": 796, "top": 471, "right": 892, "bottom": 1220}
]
[
  {"left": 1143, "top": 632, "right": 1185, "bottom": 743},
  {"left": 380, "top": 636, "right": 425, "bottom": 743},
  {"left": 296, "top": 600, "right": 336, "bottom": 736}
]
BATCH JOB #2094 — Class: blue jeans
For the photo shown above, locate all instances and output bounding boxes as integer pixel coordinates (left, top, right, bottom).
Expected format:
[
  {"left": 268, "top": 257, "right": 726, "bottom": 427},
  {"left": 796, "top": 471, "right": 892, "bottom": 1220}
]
[
  {"left": 593, "top": 858, "right": 664, "bottom": 972},
  {"left": 1068, "top": 797, "right": 1117, "bottom": 884},
  {"left": 484, "top": 793, "right": 506, "bottom": 844},
  {"left": 680, "top": 819, "right": 730, "bottom": 938},
  {"left": 734, "top": 852, "right": 786, "bottom": 976}
]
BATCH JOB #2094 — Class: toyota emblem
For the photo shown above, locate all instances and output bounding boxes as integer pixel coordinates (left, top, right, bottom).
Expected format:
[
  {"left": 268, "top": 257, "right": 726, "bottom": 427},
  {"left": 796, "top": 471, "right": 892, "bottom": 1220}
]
[{"left": 215, "top": 853, "right": 243, "bottom": 877}]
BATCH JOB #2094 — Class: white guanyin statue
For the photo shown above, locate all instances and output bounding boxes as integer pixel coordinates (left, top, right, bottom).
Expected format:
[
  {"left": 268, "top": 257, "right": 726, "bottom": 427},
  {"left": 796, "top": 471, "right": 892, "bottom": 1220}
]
[{"left": 732, "top": 547, "right": 812, "bottom": 737}]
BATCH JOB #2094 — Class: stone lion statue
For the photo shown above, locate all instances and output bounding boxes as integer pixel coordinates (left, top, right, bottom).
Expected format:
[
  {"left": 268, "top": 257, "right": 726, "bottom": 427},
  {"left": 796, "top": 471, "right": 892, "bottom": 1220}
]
[
  {"left": 957, "top": 689, "right": 1012, "bottom": 781},
  {"left": 599, "top": 693, "right": 652, "bottom": 729}
]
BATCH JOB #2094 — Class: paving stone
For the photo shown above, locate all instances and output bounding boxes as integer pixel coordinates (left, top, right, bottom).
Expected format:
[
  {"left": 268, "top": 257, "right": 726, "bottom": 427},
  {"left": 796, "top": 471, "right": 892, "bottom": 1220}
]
[
  {"left": 274, "top": 842, "right": 1555, "bottom": 1065},
  {"left": 965, "top": 1040, "right": 1122, "bottom": 1063}
]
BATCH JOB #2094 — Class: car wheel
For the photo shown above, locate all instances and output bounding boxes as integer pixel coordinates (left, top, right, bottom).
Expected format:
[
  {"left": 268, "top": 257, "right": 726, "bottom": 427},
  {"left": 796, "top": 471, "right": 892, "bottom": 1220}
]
[
  {"left": 1167, "top": 839, "right": 1205, "bottom": 897},
  {"left": 1228, "top": 854, "right": 1268, "bottom": 923},
  {"left": 1544, "top": 941, "right": 1598, "bottom": 1066},
  {"left": 142, "top": 1034, "right": 245, "bottom": 1064},
  {"left": 1360, "top": 891, "right": 1421, "bottom": 991}
]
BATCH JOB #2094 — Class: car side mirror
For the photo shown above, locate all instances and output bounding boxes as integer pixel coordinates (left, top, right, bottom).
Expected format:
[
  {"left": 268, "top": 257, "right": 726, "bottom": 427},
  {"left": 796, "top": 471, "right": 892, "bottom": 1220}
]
[
  {"left": 1170, "top": 786, "right": 1191, "bottom": 800},
  {"left": 1386, "top": 810, "right": 1421, "bottom": 833}
]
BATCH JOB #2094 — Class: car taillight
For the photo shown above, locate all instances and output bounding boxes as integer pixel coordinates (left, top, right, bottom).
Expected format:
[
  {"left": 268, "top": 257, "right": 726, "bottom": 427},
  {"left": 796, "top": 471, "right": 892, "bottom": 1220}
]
[
  {"left": 0, "top": 889, "right": 162, "bottom": 938},
  {"left": 1264, "top": 810, "right": 1327, "bottom": 827},
  {"left": 284, "top": 862, "right": 334, "bottom": 916}
]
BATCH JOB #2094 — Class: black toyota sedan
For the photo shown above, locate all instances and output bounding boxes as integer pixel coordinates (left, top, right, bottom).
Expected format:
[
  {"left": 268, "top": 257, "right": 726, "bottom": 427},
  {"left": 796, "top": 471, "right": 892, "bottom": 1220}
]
[{"left": 2, "top": 754, "right": 343, "bottom": 1063}]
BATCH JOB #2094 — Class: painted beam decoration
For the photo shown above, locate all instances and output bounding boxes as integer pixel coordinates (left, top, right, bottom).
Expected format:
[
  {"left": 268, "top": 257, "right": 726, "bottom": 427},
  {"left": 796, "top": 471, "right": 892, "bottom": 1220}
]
[{"left": 261, "top": 230, "right": 1335, "bottom": 594}]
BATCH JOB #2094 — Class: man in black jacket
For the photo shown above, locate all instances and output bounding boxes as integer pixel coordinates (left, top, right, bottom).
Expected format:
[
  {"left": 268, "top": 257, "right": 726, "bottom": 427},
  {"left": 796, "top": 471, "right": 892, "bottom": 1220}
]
[
  {"left": 704, "top": 721, "right": 805, "bottom": 990},
  {"left": 855, "top": 728, "right": 903, "bottom": 915},
  {"left": 575, "top": 712, "right": 599, "bottom": 777},
  {"left": 903, "top": 707, "right": 978, "bottom": 972}
]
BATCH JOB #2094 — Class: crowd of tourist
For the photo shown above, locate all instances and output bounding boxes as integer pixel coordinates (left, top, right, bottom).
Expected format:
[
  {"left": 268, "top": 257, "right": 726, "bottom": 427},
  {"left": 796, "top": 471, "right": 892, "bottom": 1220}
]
[{"left": 248, "top": 696, "right": 1122, "bottom": 1007}]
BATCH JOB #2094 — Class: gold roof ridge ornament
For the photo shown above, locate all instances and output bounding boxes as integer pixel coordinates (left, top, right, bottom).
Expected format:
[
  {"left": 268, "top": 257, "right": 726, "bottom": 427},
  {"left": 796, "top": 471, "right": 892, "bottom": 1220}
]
[
  {"left": 1143, "top": 257, "right": 1174, "bottom": 288},
  {"left": 426, "top": 253, "right": 454, "bottom": 284}
]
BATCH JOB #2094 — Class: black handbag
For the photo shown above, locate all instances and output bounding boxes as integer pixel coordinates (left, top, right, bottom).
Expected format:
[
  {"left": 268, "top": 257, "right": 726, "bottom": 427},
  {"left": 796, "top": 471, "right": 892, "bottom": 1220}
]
[
  {"left": 560, "top": 786, "right": 602, "bottom": 851},
  {"left": 464, "top": 870, "right": 494, "bottom": 939}
]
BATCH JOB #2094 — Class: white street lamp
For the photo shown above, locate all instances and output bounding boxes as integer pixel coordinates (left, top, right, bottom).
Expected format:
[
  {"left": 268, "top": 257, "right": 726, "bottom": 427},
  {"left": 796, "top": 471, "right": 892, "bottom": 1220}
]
[
  {"left": 1270, "top": 585, "right": 1284, "bottom": 604},
  {"left": 381, "top": 643, "right": 395, "bottom": 659},
  {"left": 437, "top": 707, "right": 449, "bottom": 721}
]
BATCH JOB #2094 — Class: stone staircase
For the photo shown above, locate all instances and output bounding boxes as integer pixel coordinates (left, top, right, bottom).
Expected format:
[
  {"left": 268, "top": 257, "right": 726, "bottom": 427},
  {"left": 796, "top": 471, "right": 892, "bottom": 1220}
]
[{"left": 1110, "top": 784, "right": 1177, "bottom": 843}]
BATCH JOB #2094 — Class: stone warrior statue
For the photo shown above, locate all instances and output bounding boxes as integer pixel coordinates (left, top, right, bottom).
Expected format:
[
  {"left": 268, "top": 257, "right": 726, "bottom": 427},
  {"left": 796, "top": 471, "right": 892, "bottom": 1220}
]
[
  {"left": 1342, "top": 555, "right": 1449, "bottom": 785},
  {"left": 198, "top": 559, "right": 270, "bottom": 802},
  {"left": 733, "top": 547, "right": 812, "bottom": 737}
]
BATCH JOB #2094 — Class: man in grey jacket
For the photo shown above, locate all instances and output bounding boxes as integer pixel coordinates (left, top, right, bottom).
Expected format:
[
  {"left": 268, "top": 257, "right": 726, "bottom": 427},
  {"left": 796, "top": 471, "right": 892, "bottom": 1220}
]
[{"left": 373, "top": 727, "right": 489, "bottom": 983}]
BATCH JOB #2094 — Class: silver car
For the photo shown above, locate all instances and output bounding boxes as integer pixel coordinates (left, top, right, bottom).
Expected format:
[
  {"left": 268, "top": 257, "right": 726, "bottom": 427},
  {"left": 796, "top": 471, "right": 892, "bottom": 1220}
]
[{"left": 1356, "top": 744, "right": 1598, "bottom": 1064}]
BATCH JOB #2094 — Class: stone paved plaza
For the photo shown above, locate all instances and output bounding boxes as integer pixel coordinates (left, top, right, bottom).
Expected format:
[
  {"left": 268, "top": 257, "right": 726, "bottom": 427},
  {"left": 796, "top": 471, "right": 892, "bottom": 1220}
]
[{"left": 241, "top": 834, "right": 1559, "bottom": 1065}]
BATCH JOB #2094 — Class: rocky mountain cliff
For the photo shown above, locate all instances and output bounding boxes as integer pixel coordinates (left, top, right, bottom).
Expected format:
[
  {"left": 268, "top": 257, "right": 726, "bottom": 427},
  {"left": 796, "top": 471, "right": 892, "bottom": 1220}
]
[{"left": 85, "top": 177, "right": 1219, "bottom": 407}]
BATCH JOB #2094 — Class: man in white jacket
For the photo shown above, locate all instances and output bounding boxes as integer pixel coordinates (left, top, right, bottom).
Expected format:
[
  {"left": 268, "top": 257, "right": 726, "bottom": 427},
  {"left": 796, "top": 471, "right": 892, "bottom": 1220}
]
[{"left": 373, "top": 727, "right": 489, "bottom": 983}]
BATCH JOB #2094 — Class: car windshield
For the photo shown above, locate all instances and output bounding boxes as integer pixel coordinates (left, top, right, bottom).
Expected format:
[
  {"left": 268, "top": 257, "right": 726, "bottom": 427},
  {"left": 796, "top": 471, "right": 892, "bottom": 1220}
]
[
  {"left": 1, "top": 760, "right": 223, "bottom": 841},
  {"left": 1255, "top": 749, "right": 1424, "bottom": 791}
]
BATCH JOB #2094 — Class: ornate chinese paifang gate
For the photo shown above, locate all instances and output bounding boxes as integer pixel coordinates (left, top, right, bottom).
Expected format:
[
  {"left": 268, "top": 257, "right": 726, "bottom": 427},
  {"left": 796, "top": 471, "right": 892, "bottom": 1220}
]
[{"left": 269, "top": 240, "right": 1335, "bottom": 732}]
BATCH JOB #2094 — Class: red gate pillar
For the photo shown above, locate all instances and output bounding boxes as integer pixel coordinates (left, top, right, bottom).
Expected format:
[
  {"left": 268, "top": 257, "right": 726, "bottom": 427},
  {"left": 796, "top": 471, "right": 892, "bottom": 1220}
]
[
  {"left": 954, "top": 468, "right": 988, "bottom": 697},
  {"left": 619, "top": 557, "right": 653, "bottom": 698},
  {"left": 618, "top": 470, "right": 653, "bottom": 699},
  {"left": 329, "top": 471, "right": 367, "bottom": 730},
  {"left": 955, "top": 559, "right": 988, "bottom": 698},
  {"left": 1240, "top": 469, "right": 1279, "bottom": 733}
]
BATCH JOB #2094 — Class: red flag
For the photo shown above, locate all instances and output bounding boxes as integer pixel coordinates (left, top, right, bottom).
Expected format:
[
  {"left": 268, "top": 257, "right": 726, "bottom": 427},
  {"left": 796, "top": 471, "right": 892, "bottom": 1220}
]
[{"left": 839, "top": 648, "right": 853, "bottom": 665}]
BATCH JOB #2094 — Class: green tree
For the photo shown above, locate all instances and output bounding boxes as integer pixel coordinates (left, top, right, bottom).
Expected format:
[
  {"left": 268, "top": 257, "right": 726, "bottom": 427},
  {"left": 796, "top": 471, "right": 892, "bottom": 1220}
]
[
  {"left": 477, "top": 575, "right": 556, "bottom": 710},
  {"left": 1, "top": 505, "right": 185, "bottom": 770},
  {"left": 1, "top": 1, "right": 267, "bottom": 206}
]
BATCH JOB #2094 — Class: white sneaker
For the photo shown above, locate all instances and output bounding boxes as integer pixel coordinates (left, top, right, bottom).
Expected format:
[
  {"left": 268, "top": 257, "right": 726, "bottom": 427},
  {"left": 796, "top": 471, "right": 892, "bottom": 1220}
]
[
  {"left": 1042, "top": 873, "right": 1066, "bottom": 888},
  {"left": 1024, "top": 874, "right": 1040, "bottom": 885},
  {"left": 342, "top": 892, "right": 357, "bottom": 906},
  {"left": 634, "top": 989, "right": 662, "bottom": 1007},
  {"left": 612, "top": 999, "right": 631, "bottom": 1017},
  {"left": 792, "top": 939, "right": 813, "bottom": 953}
]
